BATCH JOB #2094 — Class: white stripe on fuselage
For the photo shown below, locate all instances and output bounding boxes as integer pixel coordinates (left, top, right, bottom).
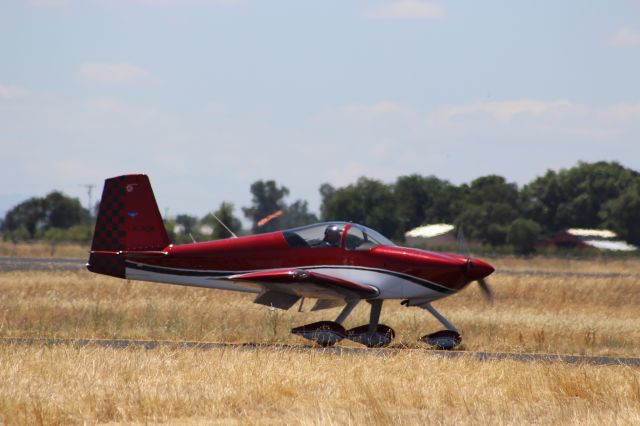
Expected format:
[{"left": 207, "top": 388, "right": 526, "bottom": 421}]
[
  {"left": 125, "top": 267, "right": 260, "bottom": 293},
  {"left": 300, "top": 266, "right": 449, "bottom": 301},
  {"left": 124, "top": 263, "right": 452, "bottom": 302}
]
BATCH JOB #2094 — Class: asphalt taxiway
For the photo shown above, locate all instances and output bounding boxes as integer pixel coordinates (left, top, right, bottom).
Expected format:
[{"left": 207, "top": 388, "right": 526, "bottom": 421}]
[{"left": 2, "top": 337, "right": 639, "bottom": 367}]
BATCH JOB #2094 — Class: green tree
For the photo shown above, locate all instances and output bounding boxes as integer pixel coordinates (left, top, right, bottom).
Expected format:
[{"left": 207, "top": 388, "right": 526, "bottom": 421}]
[
  {"left": 463, "top": 175, "right": 519, "bottom": 207},
  {"left": 242, "top": 180, "right": 290, "bottom": 233},
  {"left": 2, "top": 191, "right": 88, "bottom": 240},
  {"left": 454, "top": 175, "right": 520, "bottom": 245},
  {"left": 5, "top": 227, "right": 30, "bottom": 242},
  {"left": 521, "top": 162, "right": 639, "bottom": 232},
  {"left": 2, "top": 197, "right": 47, "bottom": 238},
  {"left": 318, "top": 183, "right": 336, "bottom": 221},
  {"left": 282, "top": 200, "right": 318, "bottom": 229},
  {"left": 163, "top": 218, "right": 178, "bottom": 243},
  {"left": 426, "top": 181, "right": 462, "bottom": 224},
  {"left": 455, "top": 203, "right": 519, "bottom": 246},
  {"left": 175, "top": 214, "right": 198, "bottom": 236},
  {"left": 507, "top": 218, "right": 541, "bottom": 255},
  {"left": 322, "top": 177, "right": 399, "bottom": 239},
  {"left": 601, "top": 182, "right": 640, "bottom": 246},
  {"left": 45, "top": 192, "right": 88, "bottom": 229},
  {"left": 42, "top": 224, "right": 93, "bottom": 244},
  {"left": 202, "top": 202, "right": 243, "bottom": 240},
  {"left": 394, "top": 174, "right": 458, "bottom": 233}
]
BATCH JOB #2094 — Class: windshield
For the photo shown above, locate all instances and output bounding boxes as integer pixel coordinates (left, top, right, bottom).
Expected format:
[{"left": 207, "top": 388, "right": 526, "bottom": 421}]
[
  {"left": 282, "top": 222, "right": 345, "bottom": 248},
  {"left": 361, "top": 225, "right": 395, "bottom": 246},
  {"left": 345, "top": 224, "right": 395, "bottom": 250},
  {"left": 282, "top": 222, "right": 395, "bottom": 249}
]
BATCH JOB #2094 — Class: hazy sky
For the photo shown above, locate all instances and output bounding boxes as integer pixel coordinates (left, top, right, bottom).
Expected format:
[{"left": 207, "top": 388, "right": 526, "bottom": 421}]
[{"left": 1, "top": 0, "right": 639, "bottom": 221}]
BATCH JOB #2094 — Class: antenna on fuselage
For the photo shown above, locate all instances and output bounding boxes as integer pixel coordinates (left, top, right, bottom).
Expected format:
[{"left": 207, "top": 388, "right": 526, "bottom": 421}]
[{"left": 212, "top": 213, "right": 238, "bottom": 238}]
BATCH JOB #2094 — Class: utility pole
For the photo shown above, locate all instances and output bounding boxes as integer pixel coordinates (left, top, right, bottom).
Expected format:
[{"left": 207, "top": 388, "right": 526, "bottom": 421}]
[{"left": 79, "top": 184, "right": 96, "bottom": 219}]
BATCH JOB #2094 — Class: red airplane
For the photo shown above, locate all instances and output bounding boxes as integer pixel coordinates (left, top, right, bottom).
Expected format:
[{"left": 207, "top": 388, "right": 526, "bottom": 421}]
[{"left": 87, "top": 174, "right": 495, "bottom": 349}]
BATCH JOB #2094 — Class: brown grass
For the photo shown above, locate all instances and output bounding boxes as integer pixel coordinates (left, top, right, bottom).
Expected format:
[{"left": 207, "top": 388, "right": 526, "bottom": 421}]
[
  {"left": 0, "top": 262, "right": 638, "bottom": 356},
  {"left": 1, "top": 345, "right": 639, "bottom": 425},
  {"left": 490, "top": 255, "right": 640, "bottom": 274},
  {"left": 0, "top": 256, "right": 639, "bottom": 424},
  {"left": 0, "top": 241, "right": 88, "bottom": 258}
]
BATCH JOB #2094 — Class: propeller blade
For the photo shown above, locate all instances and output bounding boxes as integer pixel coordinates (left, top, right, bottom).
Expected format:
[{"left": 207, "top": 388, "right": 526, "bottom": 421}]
[
  {"left": 459, "top": 226, "right": 494, "bottom": 303},
  {"left": 477, "top": 278, "right": 494, "bottom": 303},
  {"left": 456, "top": 225, "right": 493, "bottom": 303},
  {"left": 456, "top": 226, "right": 470, "bottom": 257}
]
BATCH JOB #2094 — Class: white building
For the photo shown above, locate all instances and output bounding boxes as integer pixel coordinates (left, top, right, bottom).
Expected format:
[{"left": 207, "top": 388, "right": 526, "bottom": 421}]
[
  {"left": 547, "top": 228, "right": 637, "bottom": 251},
  {"left": 405, "top": 223, "right": 458, "bottom": 247}
]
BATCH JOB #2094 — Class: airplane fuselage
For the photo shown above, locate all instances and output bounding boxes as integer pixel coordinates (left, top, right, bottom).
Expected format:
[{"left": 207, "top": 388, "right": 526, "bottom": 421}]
[
  {"left": 87, "top": 174, "right": 495, "bottom": 348},
  {"left": 122, "top": 229, "right": 493, "bottom": 303}
]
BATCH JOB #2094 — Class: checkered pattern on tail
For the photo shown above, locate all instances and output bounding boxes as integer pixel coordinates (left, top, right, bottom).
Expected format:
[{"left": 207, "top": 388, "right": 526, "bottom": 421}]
[
  {"left": 87, "top": 174, "right": 170, "bottom": 279},
  {"left": 91, "top": 176, "right": 127, "bottom": 252}
]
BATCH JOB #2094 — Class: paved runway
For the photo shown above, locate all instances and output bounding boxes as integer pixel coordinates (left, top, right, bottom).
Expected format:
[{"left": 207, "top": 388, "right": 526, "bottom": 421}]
[
  {"left": 0, "top": 256, "right": 85, "bottom": 272},
  {"left": 2, "top": 337, "right": 639, "bottom": 367}
]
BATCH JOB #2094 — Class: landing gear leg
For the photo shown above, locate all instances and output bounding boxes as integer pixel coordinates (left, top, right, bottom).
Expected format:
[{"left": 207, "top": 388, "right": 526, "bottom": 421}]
[
  {"left": 345, "top": 300, "right": 395, "bottom": 348},
  {"left": 417, "top": 303, "right": 459, "bottom": 332},
  {"left": 416, "top": 302, "right": 461, "bottom": 350},
  {"left": 367, "top": 299, "right": 382, "bottom": 333},
  {"left": 335, "top": 300, "right": 359, "bottom": 325}
]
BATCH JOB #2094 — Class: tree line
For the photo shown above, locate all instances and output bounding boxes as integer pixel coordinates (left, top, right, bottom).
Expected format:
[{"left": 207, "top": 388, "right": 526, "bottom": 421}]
[{"left": 2, "top": 161, "right": 639, "bottom": 254}]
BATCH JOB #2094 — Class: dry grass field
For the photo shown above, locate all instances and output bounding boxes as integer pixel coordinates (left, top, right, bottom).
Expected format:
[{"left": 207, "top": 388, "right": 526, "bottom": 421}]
[
  {"left": 0, "top": 255, "right": 639, "bottom": 424},
  {"left": 0, "top": 241, "right": 88, "bottom": 259},
  {"left": 1, "top": 345, "right": 639, "bottom": 425}
]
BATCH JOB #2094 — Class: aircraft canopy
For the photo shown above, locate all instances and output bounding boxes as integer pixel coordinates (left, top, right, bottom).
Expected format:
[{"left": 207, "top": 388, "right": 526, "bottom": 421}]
[{"left": 282, "top": 222, "right": 395, "bottom": 250}]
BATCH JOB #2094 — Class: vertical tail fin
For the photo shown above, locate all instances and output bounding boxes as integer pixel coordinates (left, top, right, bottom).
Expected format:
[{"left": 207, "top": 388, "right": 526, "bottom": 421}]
[{"left": 88, "top": 174, "right": 170, "bottom": 278}]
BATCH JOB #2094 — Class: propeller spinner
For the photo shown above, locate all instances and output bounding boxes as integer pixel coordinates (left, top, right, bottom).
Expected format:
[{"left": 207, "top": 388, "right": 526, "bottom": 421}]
[{"left": 458, "top": 227, "right": 494, "bottom": 302}]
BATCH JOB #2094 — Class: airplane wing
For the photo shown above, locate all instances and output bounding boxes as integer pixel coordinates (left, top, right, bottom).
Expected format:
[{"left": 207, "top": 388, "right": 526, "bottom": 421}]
[{"left": 226, "top": 269, "right": 378, "bottom": 309}]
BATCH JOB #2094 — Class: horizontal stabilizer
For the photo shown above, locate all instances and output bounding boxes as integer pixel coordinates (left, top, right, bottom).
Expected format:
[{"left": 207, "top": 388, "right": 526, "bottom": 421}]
[{"left": 88, "top": 250, "right": 167, "bottom": 278}]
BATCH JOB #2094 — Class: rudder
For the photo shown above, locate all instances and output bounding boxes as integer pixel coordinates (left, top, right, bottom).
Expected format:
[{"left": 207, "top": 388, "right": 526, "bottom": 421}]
[{"left": 88, "top": 174, "right": 170, "bottom": 278}]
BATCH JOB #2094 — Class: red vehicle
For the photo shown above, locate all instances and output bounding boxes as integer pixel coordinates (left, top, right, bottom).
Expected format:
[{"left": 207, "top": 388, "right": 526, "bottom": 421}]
[{"left": 88, "top": 174, "right": 494, "bottom": 348}]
